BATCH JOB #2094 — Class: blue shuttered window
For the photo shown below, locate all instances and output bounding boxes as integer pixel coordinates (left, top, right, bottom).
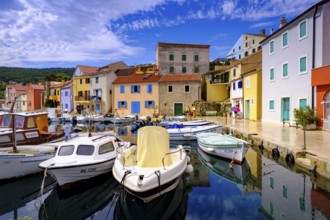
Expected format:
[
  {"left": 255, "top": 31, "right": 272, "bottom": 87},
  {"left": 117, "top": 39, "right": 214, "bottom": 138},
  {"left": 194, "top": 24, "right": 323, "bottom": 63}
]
[
  {"left": 131, "top": 85, "right": 141, "bottom": 93},
  {"left": 233, "top": 82, "right": 236, "bottom": 90},
  {"left": 120, "top": 85, "right": 125, "bottom": 94},
  {"left": 238, "top": 81, "right": 242, "bottom": 88},
  {"left": 147, "top": 84, "right": 152, "bottom": 93},
  {"left": 145, "top": 100, "right": 155, "bottom": 108},
  {"left": 118, "top": 101, "right": 127, "bottom": 108}
]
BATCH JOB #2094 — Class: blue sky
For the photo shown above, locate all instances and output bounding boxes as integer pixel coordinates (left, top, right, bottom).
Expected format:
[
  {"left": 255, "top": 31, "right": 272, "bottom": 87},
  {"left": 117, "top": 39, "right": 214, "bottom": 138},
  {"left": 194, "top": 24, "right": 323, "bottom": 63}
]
[{"left": 0, "top": 0, "right": 320, "bottom": 68}]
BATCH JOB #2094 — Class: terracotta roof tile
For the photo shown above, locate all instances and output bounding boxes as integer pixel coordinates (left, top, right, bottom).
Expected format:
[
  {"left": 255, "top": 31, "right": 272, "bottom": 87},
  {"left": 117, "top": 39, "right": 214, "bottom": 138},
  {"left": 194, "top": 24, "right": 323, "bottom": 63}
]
[
  {"left": 159, "top": 74, "right": 201, "bottom": 83},
  {"left": 113, "top": 74, "right": 162, "bottom": 84},
  {"left": 77, "top": 65, "right": 99, "bottom": 75},
  {"left": 158, "top": 42, "right": 210, "bottom": 49},
  {"left": 115, "top": 67, "right": 136, "bottom": 76}
]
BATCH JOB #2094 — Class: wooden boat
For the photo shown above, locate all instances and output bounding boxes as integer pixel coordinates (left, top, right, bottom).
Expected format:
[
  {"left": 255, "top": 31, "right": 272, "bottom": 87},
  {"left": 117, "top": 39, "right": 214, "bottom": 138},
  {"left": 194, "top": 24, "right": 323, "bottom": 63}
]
[
  {"left": 39, "top": 133, "right": 130, "bottom": 187},
  {"left": 0, "top": 112, "right": 64, "bottom": 148},
  {"left": 166, "top": 124, "right": 222, "bottom": 141},
  {"left": 39, "top": 172, "right": 118, "bottom": 220},
  {"left": 0, "top": 144, "right": 58, "bottom": 180},
  {"left": 196, "top": 132, "right": 249, "bottom": 164},
  {"left": 112, "top": 126, "right": 192, "bottom": 202}
]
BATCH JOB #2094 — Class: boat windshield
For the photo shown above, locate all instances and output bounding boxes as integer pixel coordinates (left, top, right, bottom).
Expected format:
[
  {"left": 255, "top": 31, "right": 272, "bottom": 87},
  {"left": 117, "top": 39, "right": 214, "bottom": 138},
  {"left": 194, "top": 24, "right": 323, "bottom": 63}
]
[{"left": 0, "top": 115, "right": 11, "bottom": 127}]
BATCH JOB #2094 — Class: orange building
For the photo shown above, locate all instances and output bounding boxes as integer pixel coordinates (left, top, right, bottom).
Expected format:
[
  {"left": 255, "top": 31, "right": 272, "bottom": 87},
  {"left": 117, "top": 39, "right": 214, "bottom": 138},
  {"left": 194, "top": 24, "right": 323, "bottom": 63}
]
[
  {"left": 27, "top": 84, "right": 45, "bottom": 111},
  {"left": 311, "top": 65, "right": 330, "bottom": 130}
]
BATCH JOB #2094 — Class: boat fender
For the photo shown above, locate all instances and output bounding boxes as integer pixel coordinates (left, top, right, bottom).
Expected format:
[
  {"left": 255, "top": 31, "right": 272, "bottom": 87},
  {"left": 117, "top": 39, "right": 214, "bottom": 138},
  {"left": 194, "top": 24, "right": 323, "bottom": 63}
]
[
  {"left": 285, "top": 153, "right": 295, "bottom": 165},
  {"left": 187, "top": 156, "right": 191, "bottom": 163},
  {"left": 185, "top": 164, "right": 193, "bottom": 174},
  {"left": 272, "top": 147, "right": 280, "bottom": 160},
  {"left": 137, "top": 175, "right": 144, "bottom": 186}
]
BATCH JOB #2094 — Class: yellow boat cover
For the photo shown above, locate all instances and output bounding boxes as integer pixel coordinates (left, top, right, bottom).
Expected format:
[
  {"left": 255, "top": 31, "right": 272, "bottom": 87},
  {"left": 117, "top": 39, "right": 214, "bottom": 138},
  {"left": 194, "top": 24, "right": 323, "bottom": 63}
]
[{"left": 137, "top": 126, "right": 172, "bottom": 168}]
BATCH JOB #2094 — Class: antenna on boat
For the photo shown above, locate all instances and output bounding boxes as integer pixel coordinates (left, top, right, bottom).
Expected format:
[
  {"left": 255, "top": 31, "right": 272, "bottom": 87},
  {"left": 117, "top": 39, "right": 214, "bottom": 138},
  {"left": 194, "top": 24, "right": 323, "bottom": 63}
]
[{"left": 11, "top": 97, "right": 18, "bottom": 152}]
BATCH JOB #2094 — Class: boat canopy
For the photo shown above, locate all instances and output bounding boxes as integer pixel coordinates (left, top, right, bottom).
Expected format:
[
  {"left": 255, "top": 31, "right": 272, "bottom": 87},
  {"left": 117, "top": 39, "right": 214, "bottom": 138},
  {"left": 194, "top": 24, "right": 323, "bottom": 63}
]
[{"left": 137, "top": 126, "right": 172, "bottom": 168}]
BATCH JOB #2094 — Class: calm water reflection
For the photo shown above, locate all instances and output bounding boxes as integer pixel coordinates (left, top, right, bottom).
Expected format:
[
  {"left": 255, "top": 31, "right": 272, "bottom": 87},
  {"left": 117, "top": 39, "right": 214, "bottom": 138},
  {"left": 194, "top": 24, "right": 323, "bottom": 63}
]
[{"left": 1, "top": 122, "right": 329, "bottom": 220}]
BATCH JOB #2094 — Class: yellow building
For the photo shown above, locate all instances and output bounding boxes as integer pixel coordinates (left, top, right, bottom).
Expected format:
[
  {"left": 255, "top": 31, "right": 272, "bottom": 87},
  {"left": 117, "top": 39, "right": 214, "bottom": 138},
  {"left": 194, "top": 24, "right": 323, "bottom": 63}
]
[
  {"left": 113, "top": 74, "right": 162, "bottom": 116},
  {"left": 48, "top": 82, "right": 63, "bottom": 108},
  {"left": 72, "top": 65, "right": 98, "bottom": 113},
  {"left": 205, "top": 65, "right": 230, "bottom": 102},
  {"left": 242, "top": 65, "right": 262, "bottom": 121}
]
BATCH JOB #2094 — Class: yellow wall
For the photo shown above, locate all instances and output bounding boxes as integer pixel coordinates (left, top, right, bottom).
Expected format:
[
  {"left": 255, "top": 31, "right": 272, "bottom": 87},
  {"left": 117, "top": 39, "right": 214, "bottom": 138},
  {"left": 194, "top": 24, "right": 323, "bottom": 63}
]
[
  {"left": 114, "top": 82, "right": 159, "bottom": 116},
  {"left": 73, "top": 76, "right": 92, "bottom": 110},
  {"left": 243, "top": 69, "right": 262, "bottom": 120},
  {"left": 206, "top": 79, "right": 228, "bottom": 102}
]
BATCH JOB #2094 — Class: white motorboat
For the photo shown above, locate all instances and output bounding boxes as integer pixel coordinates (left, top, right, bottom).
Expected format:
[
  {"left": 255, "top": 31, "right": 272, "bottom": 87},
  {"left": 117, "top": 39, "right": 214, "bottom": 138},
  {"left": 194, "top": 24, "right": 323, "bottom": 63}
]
[
  {"left": 166, "top": 124, "right": 222, "bottom": 141},
  {"left": 39, "top": 133, "right": 130, "bottom": 187},
  {"left": 160, "top": 119, "right": 211, "bottom": 127},
  {"left": 0, "top": 144, "right": 58, "bottom": 180},
  {"left": 103, "top": 114, "right": 136, "bottom": 124},
  {"left": 196, "top": 132, "right": 249, "bottom": 164},
  {"left": 112, "top": 126, "right": 192, "bottom": 202}
]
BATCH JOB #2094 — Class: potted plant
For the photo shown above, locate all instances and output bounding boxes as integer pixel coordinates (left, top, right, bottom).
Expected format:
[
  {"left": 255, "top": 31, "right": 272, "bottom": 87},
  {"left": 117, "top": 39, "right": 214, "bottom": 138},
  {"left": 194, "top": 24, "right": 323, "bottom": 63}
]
[{"left": 293, "top": 105, "right": 318, "bottom": 150}]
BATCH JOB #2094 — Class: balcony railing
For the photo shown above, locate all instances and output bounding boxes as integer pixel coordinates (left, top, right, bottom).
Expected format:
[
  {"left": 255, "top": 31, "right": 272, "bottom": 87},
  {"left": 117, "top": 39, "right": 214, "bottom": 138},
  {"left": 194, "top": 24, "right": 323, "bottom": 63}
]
[
  {"left": 210, "top": 78, "right": 229, "bottom": 84},
  {"left": 74, "top": 96, "right": 102, "bottom": 102}
]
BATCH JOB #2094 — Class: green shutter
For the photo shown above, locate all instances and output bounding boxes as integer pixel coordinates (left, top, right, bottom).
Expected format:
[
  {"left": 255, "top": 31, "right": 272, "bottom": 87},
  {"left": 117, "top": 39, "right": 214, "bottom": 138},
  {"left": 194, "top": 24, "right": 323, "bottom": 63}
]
[
  {"left": 270, "top": 68, "right": 274, "bottom": 80},
  {"left": 182, "top": 66, "right": 186, "bottom": 73},
  {"left": 270, "top": 41, "right": 274, "bottom": 53},
  {"left": 282, "top": 185, "right": 288, "bottom": 198},
  {"left": 299, "top": 99, "right": 307, "bottom": 109},
  {"left": 269, "top": 100, "right": 274, "bottom": 110},
  {"left": 169, "top": 66, "right": 174, "bottom": 73},
  {"left": 283, "top": 63, "right": 288, "bottom": 77},
  {"left": 182, "top": 54, "right": 186, "bottom": 61},
  {"left": 283, "top": 33, "right": 288, "bottom": 47},
  {"left": 194, "top": 54, "right": 199, "bottom": 62},
  {"left": 300, "top": 21, "right": 307, "bottom": 38},
  {"left": 300, "top": 57, "right": 307, "bottom": 73},
  {"left": 169, "top": 54, "right": 174, "bottom": 61}
]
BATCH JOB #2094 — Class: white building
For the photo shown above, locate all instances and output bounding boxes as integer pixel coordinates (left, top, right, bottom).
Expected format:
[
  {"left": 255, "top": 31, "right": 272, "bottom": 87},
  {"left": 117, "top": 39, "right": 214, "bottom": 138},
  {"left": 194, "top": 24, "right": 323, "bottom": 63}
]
[{"left": 260, "top": 1, "right": 330, "bottom": 123}]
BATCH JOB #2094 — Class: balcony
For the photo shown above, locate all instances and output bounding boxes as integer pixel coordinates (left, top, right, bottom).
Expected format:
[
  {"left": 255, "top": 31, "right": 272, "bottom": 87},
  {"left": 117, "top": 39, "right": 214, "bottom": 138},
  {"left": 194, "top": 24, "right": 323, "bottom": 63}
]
[
  {"left": 210, "top": 78, "right": 229, "bottom": 84},
  {"left": 49, "top": 95, "right": 60, "bottom": 102},
  {"left": 74, "top": 96, "right": 102, "bottom": 102}
]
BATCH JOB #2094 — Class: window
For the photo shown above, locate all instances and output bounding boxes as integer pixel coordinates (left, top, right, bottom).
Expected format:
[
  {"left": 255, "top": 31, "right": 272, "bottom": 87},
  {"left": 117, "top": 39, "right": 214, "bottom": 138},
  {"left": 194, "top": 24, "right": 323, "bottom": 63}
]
[
  {"left": 238, "top": 80, "right": 242, "bottom": 88},
  {"left": 65, "top": 104, "right": 68, "bottom": 109},
  {"left": 252, "top": 39, "right": 255, "bottom": 44},
  {"left": 270, "top": 68, "right": 275, "bottom": 81},
  {"left": 77, "top": 145, "right": 94, "bottom": 156},
  {"left": 299, "top": 20, "right": 307, "bottom": 39},
  {"left": 282, "top": 32, "right": 288, "bottom": 47},
  {"left": 182, "top": 66, "right": 186, "bottom": 73},
  {"left": 85, "top": 78, "right": 90, "bottom": 84},
  {"left": 169, "top": 53, "right": 174, "bottom": 61},
  {"left": 182, "top": 53, "right": 186, "bottom": 61},
  {"left": 147, "top": 84, "right": 152, "bottom": 93},
  {"left": 270, "top": 177, "right": 274, "bottom": 189},
  {"left": 168, "top": 85, "right": 173, "bottom": 93},
  {"left": 80, "top": 79, "right": 82, "bottom": 84},
  {"left": 299, "top": 56, "right": 307, "bottom": 74},
  {"left": 299, "top": 98, "right": 307, "bottom": 109},
  {"left": 184, "top": 85, "right": 190, "bottom": 93},
  {"left": 194, "top": 66, "right": 199, "bottom": 73},
  {"left": 169, "top": 66, "right": 174, "bottom": 73},
  {"left": 27, "top": 117, "right": 35, "bottom": 128},
  {"left": 131, "top": 85, "right": 140, "bottom": 93},
  {"left": 145, "top": 100, "right": 155, "bottom": 108},
  {"left": 65, "top": 91, "right": 68, "bottom": 96},
  {"left": 78, "top": 91, "right": 83, "bottom": 97},
  {"left": 245, "top": 42, "right": 248, "bottom": 48},
  {"left": 118, "top": 101, "right": 127, "bottom": 108},
  {"left": 269, "top": 100, "right": 275, "bottom": 110},
  {"left": 324, "top": 92, "right": 330, "bottom": 120},
  {"left": 282, "top": 63, "right": 288, "bottom": 78},
  {"left": 233, "top": 49, "right": 235, "bottom": 53},
  {"left": 270, "top": 41, "right": 275, "bottom": 54},
  {"left": 58, "top": 145, "right": 74, "bottom": 156},
  {"left": 245, "top": 51, "right": 249, "bottom": 56},
  {"left": 282, "top": 185, "right": 288, "bottom": 198},
  {"left": 238, "top": 55, "right": 241, "bottom": 59},
  {"left": 96, "top": 77, "right": 99, "bottom": 83},
  {"left": 120, "top": 85, "right": 125, "bottom": 94},
  {"left": 194, "top": 54, "right": 199, "bottom": 62},
  {"left": 299, "top": 197, "right": 306, "bottom": 212},
  {"left": 233, "top": 82, "right": 236, "bottom": 90},
  {"left": 99, "top": 142, "right": 114, "bottom": 154},
  {"left": 252, "top": 48, "right": 256, "bottom": 53},
  {"left": 233, "top": 69, "right": 236, "bottom": 77},
  {"left": 246, "top": 77, "right": 250, "bottom": 88},
  {"left": 239, "top": 46, "right": 241, "bottom": 50}
]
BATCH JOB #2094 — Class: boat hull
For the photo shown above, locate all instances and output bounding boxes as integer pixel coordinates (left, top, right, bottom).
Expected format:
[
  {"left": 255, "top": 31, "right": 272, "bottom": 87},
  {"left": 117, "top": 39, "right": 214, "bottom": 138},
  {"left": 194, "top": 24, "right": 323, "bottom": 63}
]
[
  {"left": 167, "top": 125, "right": 222, "bottom": 141},
  {"left": 197, "top": 137, "right": 248, "bottom": 164},
  {"left": 0, "top": 153, "right": 54, "bottom": 180},
  {"left": 41, "top": 158, "right": 115, "bottom": 187}
]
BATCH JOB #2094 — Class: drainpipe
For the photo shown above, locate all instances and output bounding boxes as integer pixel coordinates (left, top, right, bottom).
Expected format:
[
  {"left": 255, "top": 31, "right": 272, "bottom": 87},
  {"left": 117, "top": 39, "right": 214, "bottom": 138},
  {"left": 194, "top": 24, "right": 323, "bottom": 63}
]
[{"left": 312, "top": 3, "right": 320, "bottom": 109}]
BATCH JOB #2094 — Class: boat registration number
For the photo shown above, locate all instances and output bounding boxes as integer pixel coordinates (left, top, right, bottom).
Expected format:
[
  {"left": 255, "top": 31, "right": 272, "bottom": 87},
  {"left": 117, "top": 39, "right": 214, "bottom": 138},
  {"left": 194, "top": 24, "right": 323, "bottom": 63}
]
[
  {"left": 25, "top": 132, "right": 39, "bottom": 138},
  {"left": 80, "top": 168, "right": 97, "bottom": 173}
]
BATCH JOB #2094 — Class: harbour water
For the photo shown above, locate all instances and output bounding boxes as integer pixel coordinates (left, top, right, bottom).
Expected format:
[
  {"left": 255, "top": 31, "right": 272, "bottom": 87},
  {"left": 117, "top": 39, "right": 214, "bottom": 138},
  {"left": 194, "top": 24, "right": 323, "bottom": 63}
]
[{"left": 0, "top": 122, "right": 329, "bottom": 220}]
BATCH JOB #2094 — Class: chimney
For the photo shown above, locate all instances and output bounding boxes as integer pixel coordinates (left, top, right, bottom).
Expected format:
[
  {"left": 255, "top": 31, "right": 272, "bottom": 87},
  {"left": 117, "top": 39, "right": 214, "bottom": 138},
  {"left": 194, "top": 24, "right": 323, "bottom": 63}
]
[
  {"left": 270, "top": 28, "right": 274, "bottom": 34},
  {"left": 279, "top": 16, "right": 287, "bottom": 28},
  {"left": 260, "top": 29, "right": 266, "bottom": 36}
]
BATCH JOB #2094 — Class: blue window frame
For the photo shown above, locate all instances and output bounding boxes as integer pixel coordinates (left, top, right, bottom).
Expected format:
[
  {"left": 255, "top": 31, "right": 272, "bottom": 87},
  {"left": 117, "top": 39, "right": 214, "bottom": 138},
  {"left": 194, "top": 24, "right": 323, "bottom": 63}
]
[
  {"left": 147, "top": 84, "right": 152, "bottom": 93},
  {"left": 144, "top": 100, "right": 155, "bottom": 108},
  {"left": 233, "top": 82, "right": 236, "bottom": 90},
  {"left": 131, "top": 85, "right": 140, "bottom": 93},
  {"left": 238, "top": 81, "right": 242, "bottom": 88},
  {"left": 118, "top": 101, "right": 127, "bottom": 108},
  {"left": 120, "top": 85, "right": 125, "bottom": 94},
  {"left": 96, "top": 77, "right": 99, "bottom": 83}
]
